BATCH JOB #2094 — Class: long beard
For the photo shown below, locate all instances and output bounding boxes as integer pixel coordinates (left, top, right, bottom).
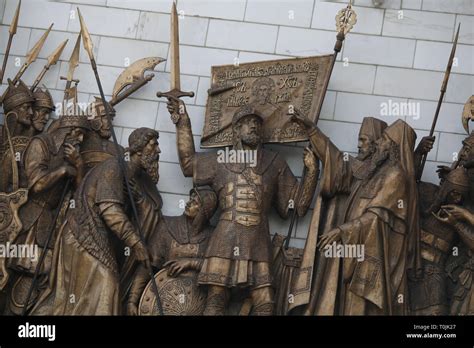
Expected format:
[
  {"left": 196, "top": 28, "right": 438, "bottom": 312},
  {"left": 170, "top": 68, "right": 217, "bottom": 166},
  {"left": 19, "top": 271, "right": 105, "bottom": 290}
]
[
  {"left": 141, "top": 154, "right": 159, "bottom": 184},
  {"left": 353, "top": 147, "right": 389, "bottom": 180},
  {"left": 356, "top": 144, "right": 375, "bottom": 161},
  {"left": 240, "top": 132, "right": 260, "bottom": 147}
]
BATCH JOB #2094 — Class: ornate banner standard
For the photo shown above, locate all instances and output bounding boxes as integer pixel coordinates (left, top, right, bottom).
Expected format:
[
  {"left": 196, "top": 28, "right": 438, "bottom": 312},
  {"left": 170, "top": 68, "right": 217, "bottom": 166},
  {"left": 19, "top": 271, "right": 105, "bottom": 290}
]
[{"left": 201, "top": 55, "right": 333, "bottom": 147}]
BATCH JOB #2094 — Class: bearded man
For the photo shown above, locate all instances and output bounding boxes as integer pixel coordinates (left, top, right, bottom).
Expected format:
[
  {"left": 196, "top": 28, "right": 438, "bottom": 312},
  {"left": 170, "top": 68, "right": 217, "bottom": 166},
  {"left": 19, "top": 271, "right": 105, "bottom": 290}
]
[
  {"left": 288, "top": 116, "right": 387, "bottom": 315},
  {"left": 166, "top": 99, "right": 318, "bottom": 316},
  {"left": 31, "top": 87, "right": 55, "bottom": 135},
  {"left": 293, "top": 113, "right": 421, "bottom": 315},
  {"left": 31, "top": 127, "right": 159, "bottom": 315}
]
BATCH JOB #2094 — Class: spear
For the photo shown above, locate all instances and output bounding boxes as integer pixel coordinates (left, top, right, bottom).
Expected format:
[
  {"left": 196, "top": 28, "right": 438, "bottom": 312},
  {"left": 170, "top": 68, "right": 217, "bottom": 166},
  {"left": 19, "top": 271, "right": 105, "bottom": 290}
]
[
  {"left": 0, "top": 0, "right": 21, "bottom": 84},
  {"left": 77, "top": 8, "right": 164, "bottom": 315},
  {"left": 416, "top": 23, "right": 460, "bottom": 182},
  {"left": 314, "top": 0, "right": 356, "bottom": 125},
  {"left": 284, "top": 0, "right": 357, "bottom": 250},
  {"left": 60, "top": 33, "right": 81, "bottom": 103},
  {"left": 30, "top": 39, "right": 68, "bottom": 91},
  {"left": 11, "top": 23, "right": 53, "bottom": 86}
]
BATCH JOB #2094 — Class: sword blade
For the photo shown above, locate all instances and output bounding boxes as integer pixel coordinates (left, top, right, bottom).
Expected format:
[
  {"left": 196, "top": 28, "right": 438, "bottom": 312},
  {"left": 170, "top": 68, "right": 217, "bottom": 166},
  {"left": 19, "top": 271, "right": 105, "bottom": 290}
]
[{"left": 169, "top": 2, "right": 180, "bottom": 91}]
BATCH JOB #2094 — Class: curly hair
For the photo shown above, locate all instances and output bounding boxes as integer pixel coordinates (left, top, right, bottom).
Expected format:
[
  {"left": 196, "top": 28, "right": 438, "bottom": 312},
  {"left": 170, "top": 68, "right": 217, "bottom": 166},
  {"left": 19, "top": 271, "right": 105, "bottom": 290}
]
[{"left": 127, "top": 127, "right": 159, "bottom": 155}]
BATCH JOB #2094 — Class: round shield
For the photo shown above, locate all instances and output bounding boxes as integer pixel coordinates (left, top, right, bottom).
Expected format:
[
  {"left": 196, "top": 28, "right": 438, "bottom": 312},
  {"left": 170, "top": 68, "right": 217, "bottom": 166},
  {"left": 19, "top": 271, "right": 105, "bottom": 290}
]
[{"left": 138, "top": 268, "right": 207, "bottom": 316}]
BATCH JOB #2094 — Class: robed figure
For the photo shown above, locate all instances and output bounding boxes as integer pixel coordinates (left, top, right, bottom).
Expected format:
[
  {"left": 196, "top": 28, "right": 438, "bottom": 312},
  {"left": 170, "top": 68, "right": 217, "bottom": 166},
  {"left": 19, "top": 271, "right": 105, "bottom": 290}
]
[
  {"left": 32, "top": 128, "right": 159, "bottom": 315},
  {"left": 292, "top": 116, "right": 421, "bottom": 315}
]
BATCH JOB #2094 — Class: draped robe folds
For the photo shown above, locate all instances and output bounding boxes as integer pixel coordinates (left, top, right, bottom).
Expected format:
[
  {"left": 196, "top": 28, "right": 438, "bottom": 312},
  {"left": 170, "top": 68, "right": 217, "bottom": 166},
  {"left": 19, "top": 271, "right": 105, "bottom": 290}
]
[
  {"left": 31, "top": 159, "right": 145, "bottom": 315},
  {"left": 292, "top": 129, "right": 410, "bottom": 315}
]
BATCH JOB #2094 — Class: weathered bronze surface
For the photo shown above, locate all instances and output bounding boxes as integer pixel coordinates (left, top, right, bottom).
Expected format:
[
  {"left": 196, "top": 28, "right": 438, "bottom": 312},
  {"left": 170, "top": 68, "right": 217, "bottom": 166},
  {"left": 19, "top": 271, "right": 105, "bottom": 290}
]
[
  {"left": 131, "top": 187, "right": 217, "bottom": 316},
  {"left": 0, "top": 0, "right": 472, "bottom": 317}
]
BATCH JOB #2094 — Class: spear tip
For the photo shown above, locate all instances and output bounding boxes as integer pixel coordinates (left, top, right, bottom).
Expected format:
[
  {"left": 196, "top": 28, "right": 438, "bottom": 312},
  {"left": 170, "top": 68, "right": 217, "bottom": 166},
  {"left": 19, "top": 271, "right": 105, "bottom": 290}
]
[
  {"left": 48, "top": 39, "right": 68, "bottom": 66},
  {"left": 9, "top": 0, "right": 21, "bottom": 35},
  {"left": 455, "top": 22, "right": 461, "bottom": 42},
  {"left": 77, "top": 7, "right": 95, "bottom": 60},
  {"left": 25, "top": 22, "right": 53, "bottom": 64}
]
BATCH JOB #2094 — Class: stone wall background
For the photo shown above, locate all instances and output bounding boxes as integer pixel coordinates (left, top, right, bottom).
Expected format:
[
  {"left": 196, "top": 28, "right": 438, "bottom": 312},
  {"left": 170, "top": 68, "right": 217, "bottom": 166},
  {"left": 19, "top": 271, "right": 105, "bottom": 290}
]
[{"left": 0, "top": 0, "right": 472, "bottom": 247}]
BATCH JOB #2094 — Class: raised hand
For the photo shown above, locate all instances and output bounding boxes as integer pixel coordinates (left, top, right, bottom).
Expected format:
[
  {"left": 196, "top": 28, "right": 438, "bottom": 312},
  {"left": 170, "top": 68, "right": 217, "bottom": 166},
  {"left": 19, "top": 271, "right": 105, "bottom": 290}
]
[
  {"left": 166, "top": 98, "right": 186, "bottom": 124},
  {"left": 289, "top": 108, "right": 314, "bottom": 130},
  {"left": 303, "top": 146, "right": 318, "bottom": 172},
  {"left": 63, "top": 143, "right": 82, "bottom": 168}
]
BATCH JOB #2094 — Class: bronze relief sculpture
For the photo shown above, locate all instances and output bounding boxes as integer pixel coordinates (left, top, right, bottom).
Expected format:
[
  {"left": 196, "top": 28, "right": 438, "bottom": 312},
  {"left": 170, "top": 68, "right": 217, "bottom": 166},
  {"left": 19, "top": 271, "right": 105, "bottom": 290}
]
[
  {"left": 164, "top": 100, "right": 318, "bottom": 315},
  {"left": 0, "top": 0, "right": 472, "bottom": 319},
  {"left": 128, "top": 187, "right": 217, "bottom": 316}
]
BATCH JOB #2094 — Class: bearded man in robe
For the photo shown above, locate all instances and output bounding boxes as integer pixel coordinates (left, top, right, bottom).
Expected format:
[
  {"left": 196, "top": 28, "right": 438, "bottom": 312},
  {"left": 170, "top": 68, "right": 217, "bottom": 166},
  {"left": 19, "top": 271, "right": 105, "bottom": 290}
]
[
  {"left": 288, "top": 116, "right": 387, "bottom": 315},
  {"left": 293, "top": 113, "right": 421, "bottom": 315}
]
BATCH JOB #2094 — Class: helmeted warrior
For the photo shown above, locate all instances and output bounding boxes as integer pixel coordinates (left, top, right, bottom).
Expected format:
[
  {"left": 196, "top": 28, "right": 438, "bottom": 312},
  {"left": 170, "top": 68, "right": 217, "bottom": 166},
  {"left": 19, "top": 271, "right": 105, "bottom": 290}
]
[
  {"left": 80, "top": 97, "right": 123, "bottom": 172},
  {"left": 4, "top": 114, "right": 89, "bottom": 315},
  {"left": 0, "top": 79, "right": 36, "bottom": 192},
  {"left": 31, "top": 87, "right": 55, "bottom": 134},
  {"left": 166, "top": 99, "right": 318, "bottom": 316},
  {"left": 409, "top": 167, "right": 470, "bottom": 315}
]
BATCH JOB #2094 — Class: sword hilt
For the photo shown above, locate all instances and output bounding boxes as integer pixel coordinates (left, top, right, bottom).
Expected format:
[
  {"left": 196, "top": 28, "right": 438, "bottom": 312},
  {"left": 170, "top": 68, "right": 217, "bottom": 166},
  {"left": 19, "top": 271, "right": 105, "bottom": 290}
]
[
  {"left": 60, "top": 76, "right": 80, "bottom": 83},
  {"left": 156, "top": 89, "right": 195, "bottom": 124},
  {"left": 156, "top": 89, "right": 194, "bottom": 100}
]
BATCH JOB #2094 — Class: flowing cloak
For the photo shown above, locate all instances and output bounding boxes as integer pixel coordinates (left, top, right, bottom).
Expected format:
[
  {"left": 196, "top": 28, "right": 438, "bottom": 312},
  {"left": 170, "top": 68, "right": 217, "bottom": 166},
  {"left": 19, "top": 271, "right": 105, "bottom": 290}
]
[
  {"left": 31, "top": 158, "right": 143, "bottom": 315},
  {"left": 288, "top": 117, "right": 387, "bottom": 314},
  {"left": 292, "top": 120, "right": 418, "bottom": 315}
]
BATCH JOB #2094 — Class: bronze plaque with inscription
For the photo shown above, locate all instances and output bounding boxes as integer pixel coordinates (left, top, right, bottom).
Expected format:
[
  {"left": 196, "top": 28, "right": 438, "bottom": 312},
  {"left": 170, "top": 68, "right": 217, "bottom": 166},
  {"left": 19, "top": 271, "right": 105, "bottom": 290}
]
[{"left": 201, "top": 55, "right": 333, "bottom": 148}]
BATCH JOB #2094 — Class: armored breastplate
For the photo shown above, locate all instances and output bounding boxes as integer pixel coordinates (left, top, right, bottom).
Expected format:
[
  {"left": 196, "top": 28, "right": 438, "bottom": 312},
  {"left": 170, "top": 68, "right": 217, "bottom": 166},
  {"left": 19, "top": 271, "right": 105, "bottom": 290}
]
[
  {"left": 220, "top": 170, "right": 262, "bottom": 227},
  {"left": 420, "top": 215, "right": 455, "bottom": 265}
]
